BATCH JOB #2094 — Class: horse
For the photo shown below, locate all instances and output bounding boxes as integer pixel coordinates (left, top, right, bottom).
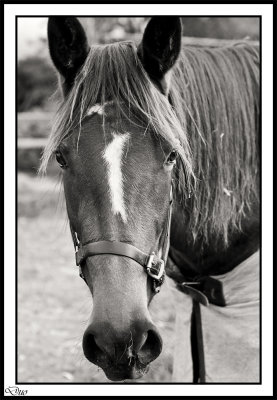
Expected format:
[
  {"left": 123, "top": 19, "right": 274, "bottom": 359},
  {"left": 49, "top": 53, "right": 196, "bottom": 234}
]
[{"left": 41, "top": 17, "right": 260, "bottom": 382}]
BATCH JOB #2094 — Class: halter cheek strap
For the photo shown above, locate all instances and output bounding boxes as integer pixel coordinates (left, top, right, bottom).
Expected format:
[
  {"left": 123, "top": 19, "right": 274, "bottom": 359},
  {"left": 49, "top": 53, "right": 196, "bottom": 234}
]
[{"left": 70, "top": 185, "right": 173, "bottom": 294}]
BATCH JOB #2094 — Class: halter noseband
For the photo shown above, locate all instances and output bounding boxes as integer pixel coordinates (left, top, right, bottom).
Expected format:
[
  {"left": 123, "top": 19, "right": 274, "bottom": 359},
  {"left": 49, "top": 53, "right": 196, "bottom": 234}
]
[{"left": 70, "top": 185, "right": 173, "bottom": 294}]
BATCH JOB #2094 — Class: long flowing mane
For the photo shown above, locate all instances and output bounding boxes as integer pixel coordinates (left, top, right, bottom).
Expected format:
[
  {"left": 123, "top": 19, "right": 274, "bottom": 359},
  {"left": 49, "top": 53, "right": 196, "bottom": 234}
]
[
  {"left": 170, "top": 42, "right": 259, "bottom": 243},
  {"left": 41, "top": 40, "right": 259, "bottom": 245}
]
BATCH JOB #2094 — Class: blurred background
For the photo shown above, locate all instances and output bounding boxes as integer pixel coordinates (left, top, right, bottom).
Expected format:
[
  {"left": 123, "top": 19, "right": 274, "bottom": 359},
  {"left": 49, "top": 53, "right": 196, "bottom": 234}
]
[{"left": 17, "top": 17, "right": 259, "bottom": 383}]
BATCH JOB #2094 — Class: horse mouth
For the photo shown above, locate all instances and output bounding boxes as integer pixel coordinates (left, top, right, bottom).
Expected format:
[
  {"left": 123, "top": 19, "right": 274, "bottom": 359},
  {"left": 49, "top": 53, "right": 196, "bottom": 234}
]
[{"left": 102, "top": 357, "right": 150, "bottom": 381}]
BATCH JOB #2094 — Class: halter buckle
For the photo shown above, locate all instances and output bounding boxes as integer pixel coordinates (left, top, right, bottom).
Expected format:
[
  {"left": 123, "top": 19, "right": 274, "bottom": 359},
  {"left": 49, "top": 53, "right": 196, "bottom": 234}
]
[{"left": 146, "top": 253, "right": 165, "bottom": 281}]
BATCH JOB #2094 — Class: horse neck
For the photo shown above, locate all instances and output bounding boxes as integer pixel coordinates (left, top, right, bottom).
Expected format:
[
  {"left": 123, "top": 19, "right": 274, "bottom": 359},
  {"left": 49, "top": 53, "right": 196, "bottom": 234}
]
[
  {"left": 169, "top": 198, "right": 260, "bottom": 277},
  {"left": 168, "top": 44, "right": 259, "bottom": 277}
]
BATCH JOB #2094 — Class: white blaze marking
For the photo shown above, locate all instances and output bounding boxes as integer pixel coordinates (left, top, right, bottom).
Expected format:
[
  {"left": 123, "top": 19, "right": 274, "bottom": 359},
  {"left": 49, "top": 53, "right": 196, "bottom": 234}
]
[
  {"left": 86, "top": 101, "right": 115, "bottom": 117},
  {"left": 103, "top": 133, "right": 130, "bottom": 222},
  {"left": 87, "top": 104, "right": 104, "bottom": 116}
]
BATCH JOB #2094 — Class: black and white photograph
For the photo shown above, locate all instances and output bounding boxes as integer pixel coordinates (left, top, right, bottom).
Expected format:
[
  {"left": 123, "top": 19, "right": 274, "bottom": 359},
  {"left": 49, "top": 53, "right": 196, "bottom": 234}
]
[{"left": 3, "top": 2, "right": 274, "bottom": 397}]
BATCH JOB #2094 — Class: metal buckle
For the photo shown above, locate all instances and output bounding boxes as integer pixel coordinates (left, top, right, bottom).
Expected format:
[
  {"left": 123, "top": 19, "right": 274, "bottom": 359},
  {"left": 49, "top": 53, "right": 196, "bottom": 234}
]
[
  {"left": 75, "top": 245, "right": 84, "bottom": 267},
  {"left": 146, "top": 252, "right": 165, "bottom": 281}
]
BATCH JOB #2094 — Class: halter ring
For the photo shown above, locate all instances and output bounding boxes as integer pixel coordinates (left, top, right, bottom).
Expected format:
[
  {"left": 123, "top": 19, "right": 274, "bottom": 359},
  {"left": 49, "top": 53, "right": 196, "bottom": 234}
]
[{"left": 146, "top": 253, "right": 165, "bottom": 281}]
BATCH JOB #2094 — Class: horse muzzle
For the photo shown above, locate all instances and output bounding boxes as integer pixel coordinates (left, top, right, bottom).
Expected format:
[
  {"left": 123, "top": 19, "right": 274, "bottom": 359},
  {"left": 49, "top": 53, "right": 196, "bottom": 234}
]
[{"left": 82, "top": 320, "right": 163, "bottom": 381}]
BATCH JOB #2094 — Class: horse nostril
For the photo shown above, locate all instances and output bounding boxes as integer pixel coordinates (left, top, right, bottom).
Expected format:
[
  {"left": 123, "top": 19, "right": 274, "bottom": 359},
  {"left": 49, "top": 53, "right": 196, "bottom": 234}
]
[
  {"left": 137, "top": 329, "right": 163, "bottom": 365},
  {"left": 82, "top": 330, "right": 107, "bottom": 366}
]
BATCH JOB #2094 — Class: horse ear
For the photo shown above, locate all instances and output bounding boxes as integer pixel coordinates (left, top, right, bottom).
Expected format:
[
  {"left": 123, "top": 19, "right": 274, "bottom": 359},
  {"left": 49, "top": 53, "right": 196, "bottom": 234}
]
[
  {"left": 138, "top": 17, "right": 182, "bottom": 87},
  {"left": 48, "top": 17, "right": 89, "bottom": 91}
]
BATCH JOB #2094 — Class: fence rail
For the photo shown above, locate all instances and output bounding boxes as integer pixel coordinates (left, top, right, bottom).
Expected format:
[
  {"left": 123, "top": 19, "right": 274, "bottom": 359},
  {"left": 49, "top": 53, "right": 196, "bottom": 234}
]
[{"left": 181, "top": 36, "right": 258, "bottom": 47}]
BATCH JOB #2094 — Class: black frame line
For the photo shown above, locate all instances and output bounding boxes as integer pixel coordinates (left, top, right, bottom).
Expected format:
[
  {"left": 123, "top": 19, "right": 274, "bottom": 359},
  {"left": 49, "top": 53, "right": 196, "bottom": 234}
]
[{"left": 13, "top": 14, "right": 265, "bottom": 388}]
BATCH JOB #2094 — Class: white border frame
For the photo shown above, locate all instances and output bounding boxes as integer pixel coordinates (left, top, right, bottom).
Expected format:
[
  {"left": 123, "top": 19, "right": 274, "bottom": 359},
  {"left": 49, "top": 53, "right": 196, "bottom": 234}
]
[{"left": 4, "top": 3, "right": 273, "bottom": 397}]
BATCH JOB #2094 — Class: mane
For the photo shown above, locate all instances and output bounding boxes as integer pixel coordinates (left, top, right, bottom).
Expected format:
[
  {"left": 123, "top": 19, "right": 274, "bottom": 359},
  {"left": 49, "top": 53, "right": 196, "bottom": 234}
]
[
  {"left": 170, "top": 42, "right": 260, "bottom": 244},
  {"left": 41, "top": 40, "right": 259, "bottom": 246}
]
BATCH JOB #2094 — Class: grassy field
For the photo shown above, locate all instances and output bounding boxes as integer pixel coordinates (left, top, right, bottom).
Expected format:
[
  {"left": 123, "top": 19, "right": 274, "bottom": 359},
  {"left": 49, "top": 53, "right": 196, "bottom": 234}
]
[{"left": 18, "top": 172, "right": 182, "bottom": 383}]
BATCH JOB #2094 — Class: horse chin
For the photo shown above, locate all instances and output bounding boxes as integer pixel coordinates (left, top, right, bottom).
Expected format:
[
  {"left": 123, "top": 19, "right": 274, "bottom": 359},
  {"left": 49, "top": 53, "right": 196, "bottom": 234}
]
[{"left": 103, "top": 361, "right": 150, "bottom": 382}]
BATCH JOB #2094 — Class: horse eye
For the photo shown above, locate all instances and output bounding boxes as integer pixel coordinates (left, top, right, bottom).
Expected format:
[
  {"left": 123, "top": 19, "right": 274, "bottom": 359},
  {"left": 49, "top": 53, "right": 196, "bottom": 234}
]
[
  {"left": 55, "top": 150, "right": 67, "bottom": 168},
  {"left": 166, "top": 149, "right": 178, "bottom": 164}
]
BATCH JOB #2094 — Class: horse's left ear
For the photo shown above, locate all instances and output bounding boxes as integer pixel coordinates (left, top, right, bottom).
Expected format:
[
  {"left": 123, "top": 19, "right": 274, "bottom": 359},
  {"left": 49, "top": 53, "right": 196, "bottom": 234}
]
[
  {"left": 48, "top": 17, "right": 89, "bottom": 92},
  {"left": 138, "top": 17, "right": 182, "bottom": 91}
]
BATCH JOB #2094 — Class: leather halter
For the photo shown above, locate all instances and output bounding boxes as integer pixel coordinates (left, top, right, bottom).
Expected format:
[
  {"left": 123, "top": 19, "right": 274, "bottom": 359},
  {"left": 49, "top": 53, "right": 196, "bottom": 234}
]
[{"left": 69, "top": 185, "right": 173, "bottom": 294}]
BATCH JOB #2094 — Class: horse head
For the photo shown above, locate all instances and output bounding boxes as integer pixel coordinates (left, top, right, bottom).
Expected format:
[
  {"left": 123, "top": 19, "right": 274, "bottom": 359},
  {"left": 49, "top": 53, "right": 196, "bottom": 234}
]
[{"left": 45, "top": 17, "right": 192, "bottom": 381}]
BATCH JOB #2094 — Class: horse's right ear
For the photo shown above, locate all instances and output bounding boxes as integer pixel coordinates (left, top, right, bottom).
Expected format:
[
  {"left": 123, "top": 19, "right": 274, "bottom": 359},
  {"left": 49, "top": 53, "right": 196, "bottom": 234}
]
[{"left": 48, "top": 17, "right": 89, "bottom": 92}]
